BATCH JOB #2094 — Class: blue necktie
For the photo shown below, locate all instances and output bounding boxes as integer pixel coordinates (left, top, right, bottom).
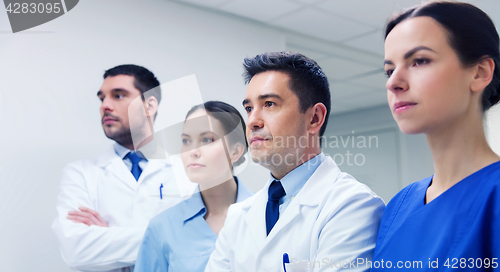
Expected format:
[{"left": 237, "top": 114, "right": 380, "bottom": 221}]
[
  {"left": 126, "top": 152, "right": 143, "bottom": 181},
  {"left": 266, "top": 180, "right": 286, "bottom": 236}
]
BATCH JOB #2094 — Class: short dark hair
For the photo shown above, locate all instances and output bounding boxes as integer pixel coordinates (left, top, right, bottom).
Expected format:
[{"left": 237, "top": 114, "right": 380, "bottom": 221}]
[
  {"left": 243, "top": 52, "right": 331, "bottom": 137},
  {"left": 186, "top": 101, "right": 248, "bottom": 167},
  {"left": 103, "top": 64, "right": 162, "bottom": 104},
  {"left": 385, "top": 1, "right": 500, "bottom": 112}
]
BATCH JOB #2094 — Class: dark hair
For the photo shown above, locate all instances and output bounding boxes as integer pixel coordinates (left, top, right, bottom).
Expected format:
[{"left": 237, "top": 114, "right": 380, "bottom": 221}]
[
  {"left": 243, "top": 51, "right": 331, "bottom": 137},
  {"left": 104, "top": 64, "right": 162, "bottom": 104},
  {"left": 186, "top": 101, "right": 248, "bottom": 167},
  {"left": 385, "top": 1, "right": 500, "bottom": 112}
]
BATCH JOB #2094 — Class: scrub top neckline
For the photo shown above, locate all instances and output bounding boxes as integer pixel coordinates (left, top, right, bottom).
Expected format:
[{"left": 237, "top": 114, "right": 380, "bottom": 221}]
[{"left": 421, "top": 159, "right": 500, "bottom": 206}]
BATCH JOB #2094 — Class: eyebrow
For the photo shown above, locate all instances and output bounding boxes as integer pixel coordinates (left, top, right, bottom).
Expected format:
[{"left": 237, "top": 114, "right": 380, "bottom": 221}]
[
  {"left": 97, "top": 88, "right": 130, "bottom": 97},
  {"left": 181, "top": 131, "right": 217, "bottom": 138},
  {"left": 242, "top": 93, "right": 283, "bottom": 106},
  {"left": 384, "top": 46, "right": 436, "bottom": 65}
]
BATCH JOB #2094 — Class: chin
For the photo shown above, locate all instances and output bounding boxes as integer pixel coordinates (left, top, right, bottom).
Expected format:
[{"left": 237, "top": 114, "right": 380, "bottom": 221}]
[
  {"left": 397, "top": 123, "right": 425, "bottom": 135},
  {"left": 250, "top": 151, "right": 270, "bottom": 165},
  {"left": 185, "top": 172, "right": 205, "bottom": 184}
]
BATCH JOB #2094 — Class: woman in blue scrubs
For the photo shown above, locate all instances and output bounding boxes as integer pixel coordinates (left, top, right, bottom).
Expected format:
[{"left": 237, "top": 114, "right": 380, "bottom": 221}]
[
  {"left": 135, "top": 101, "right": 253, "bottom": 272},
  {"left": 373, "top": 1, "right": 500, "bottom": 271}
]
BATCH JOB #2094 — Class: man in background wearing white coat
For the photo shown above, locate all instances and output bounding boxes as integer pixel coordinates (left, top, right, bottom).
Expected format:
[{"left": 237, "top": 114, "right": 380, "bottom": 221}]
[
  {"left": 52, "top": 65, "right": 186, "bottom": 272},
  {"left": 205, "top": 52, "right": 385, "bottom": 272}
]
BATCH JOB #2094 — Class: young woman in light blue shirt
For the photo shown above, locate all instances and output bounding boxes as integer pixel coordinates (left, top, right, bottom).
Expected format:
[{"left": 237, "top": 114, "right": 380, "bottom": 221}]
[{"left": 135, "top": 101, "right": 253, "bottom": 272}]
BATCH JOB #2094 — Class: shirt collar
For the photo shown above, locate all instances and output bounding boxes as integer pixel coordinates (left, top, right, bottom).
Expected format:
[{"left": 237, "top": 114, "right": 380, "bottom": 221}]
[
  {"left": 271, "top": 153, "right": 325, "bottom": 198},
  {"left": 113, "top": 142, "right": 131, "bottom": 160},
  {"left": 182, "top": 177, "right": 253, "bottom": 222},
  {"left": 113, "top": 142, "right": 150, "bottom": 161}
]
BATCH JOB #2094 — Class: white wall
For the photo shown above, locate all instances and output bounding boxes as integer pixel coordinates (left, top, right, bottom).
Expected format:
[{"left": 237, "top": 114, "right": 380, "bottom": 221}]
[
  {"left": 325, "top": 106, "right": 435, "bottom": 203},
  {"left": 0, "top": 0, "right": 283, "bottom": 271},
  {"left": 486, "top": 104, "right": 500, "bottom": 155}
]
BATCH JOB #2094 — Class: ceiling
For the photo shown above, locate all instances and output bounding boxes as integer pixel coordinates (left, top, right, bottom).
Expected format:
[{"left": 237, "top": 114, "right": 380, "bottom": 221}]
[{"left": 171, "top": 0, "right": 500, "bottom": 114}]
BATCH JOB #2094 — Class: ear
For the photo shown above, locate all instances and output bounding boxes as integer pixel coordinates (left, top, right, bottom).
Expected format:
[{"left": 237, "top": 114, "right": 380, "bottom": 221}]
[
  {"left": 144, "top": 96, "right": 159, "bottom": 119},
  {"left": 228, "top": 142, "right": 245, "bottom": 164},
  {"left": 307, "top": 103, "right": 327, "bottom": 134},
  {"left": 471, "top": 57, "right": 495, "bottom": 93}
]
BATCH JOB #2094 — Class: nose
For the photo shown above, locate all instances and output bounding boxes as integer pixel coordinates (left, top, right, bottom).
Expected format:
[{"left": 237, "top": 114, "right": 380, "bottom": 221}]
[
  {"left": 386, "top": 68, "right": 409, "bottom": 94},
  {"left": 100, "top": 96, "right": 114, "bottom": 114},
  {"left": 189, "top": 147, "right": 201, "bottom": 158},
  {"left": 246, "top": 108, "right": 264, "bottom": 132}
]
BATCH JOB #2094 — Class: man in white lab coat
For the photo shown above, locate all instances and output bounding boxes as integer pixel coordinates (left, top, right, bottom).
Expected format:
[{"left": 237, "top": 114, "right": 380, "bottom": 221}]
[
  {"left": 52, "top": 65, "right": 187, "bottom": 272},
  {"left": 205, "top": 52, "right": 385, "bottom": 272}
]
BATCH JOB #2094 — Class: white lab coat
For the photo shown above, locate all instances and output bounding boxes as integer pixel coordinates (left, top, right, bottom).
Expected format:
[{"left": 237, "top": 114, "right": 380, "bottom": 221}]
[
  {"left": 52, "top": 146, "right": 191, "bottom": 272},
  {"left": 205, "top": 156, "right": 385, "bottom": 272}
]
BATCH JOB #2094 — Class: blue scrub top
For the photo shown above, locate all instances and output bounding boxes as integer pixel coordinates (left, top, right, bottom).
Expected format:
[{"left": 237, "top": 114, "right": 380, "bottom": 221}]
[
  {"left": 135, "top": 178, "right": 253, "bottom": 272},
  {"left": 372, "top": 161, "right": 500, "bottom": 271}
]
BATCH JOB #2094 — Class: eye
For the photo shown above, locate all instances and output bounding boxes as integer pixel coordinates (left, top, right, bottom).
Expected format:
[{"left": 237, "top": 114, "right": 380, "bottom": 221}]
[
  {"left": 264, "top": 101, "right": 275, "bottom": 107},
  {"left": 115, "top": 94, "right": 123, "bottom": 99},
  {"left": 385, "top": 69, "right": 394, "bottom": 78},
  {"left": 244, "top": 106, "right": 253, "bottom": 113},
  {"left": 202, "top": 137, "right": 214, "bottom": 143},
  {"left": 413, "top": 58, "right": 430, "bottom": 67},
  {"left": 181, "top": 138, "right": 190, "bottom": 145}
]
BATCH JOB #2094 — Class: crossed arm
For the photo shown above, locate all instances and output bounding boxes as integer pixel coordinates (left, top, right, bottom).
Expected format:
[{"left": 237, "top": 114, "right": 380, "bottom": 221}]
[
  {"left": 67, "top": 206, "right": 109, "bottom": 227},
  {"left": 52, "top": 163, "right": 145, "bottom": 271}
]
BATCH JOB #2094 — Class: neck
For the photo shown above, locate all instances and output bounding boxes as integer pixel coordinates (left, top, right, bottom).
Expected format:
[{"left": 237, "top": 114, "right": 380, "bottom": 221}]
[
  {"left": 270, "top": 148, "right": 321, "bottom": 180},
  {"left": 200, "top": 177, "right": 238, "bottom": 216},
  {"left": 426, "top": 112, "right": 499, "bottom": 191},
  {"left": 119, "top": 135, "right": 153, "bottom": 150}
]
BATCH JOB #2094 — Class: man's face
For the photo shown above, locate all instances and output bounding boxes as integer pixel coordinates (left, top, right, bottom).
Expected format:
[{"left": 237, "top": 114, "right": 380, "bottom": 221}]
[
  {"left": 243, "top": 71, "right": 309, "bottom": 170},
  {"left": 97, "top": 75, "right": 144, "bottom": 146}
]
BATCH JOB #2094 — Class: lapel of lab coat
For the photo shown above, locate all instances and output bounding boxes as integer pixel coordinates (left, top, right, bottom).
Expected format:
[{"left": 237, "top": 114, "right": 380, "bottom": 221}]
[
  {"left": 245, "top": 156, "right": 342, "bottom": 253},
  {"left": 244, "top": 182, "right": 270, "bottom": 251},
  {"left": 96, "top": 146, "right": 137, "bottom": 191},
  {"left": 136, "top": 138, "right": 170, "bottom": 184},
  {"left": 95, "top": 145, "right": 170, "bottom": 191}
]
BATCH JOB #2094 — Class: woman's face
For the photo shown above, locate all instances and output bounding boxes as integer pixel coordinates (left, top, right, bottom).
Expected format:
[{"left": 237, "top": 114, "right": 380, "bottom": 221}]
[
  {"left": 180, "top": 109, "right": 234, "bottom": 189},
  {"left": 384, "top": 16, "right": 476, "bottom": 135}
]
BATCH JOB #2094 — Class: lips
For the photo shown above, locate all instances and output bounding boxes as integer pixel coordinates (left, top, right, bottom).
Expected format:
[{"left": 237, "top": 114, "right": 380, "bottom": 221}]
[
  {"left": 249, "top": 135, "right": 270, "bottom": 146},
  {"left": 187, "top": 163, "right": 205, "bottom": 169},
  {"left": 393, "top": 101, "right": 417, "bottom": 114},
  {"left": 102, "top": 115, "right": 118, "bottom": 125}
]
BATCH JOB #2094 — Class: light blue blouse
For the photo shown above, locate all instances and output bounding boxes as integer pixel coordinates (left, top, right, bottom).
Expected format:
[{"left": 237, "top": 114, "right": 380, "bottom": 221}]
[{"left": 134, "top": 178, "right": 253, "bottom": 272}]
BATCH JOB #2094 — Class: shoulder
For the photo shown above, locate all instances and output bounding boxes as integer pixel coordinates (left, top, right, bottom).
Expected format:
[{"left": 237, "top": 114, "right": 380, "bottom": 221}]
[
  {"left": 385, "top": 177, "right": 430, "bottom": 213},
  {"left": 315, "top": 156, "right": 380, "bottom": 198},
  {"left": 479, "top": 161, "right": 500, "bottom": 187},
  {"left": 333, "top": 171, "right": 382, "bottom": 199},
  {"left": 314, "top": 158, "right": 385, "bottom": 210},
  {"left": 63, "top": 146, "right": 116, "bottom": 172},
  {"left": 375, "top": 177, "right": 430, "bottom": 240},
  {"left": 320, "top": 171, "right": 386, "bottom": 218},
  {"left": 474, "top": 161, "right": 500, "bottom": 212}
]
